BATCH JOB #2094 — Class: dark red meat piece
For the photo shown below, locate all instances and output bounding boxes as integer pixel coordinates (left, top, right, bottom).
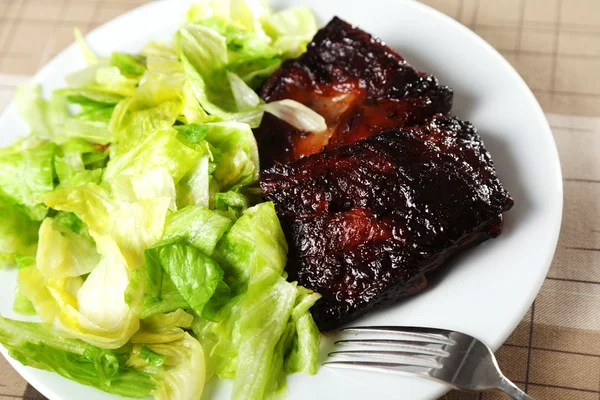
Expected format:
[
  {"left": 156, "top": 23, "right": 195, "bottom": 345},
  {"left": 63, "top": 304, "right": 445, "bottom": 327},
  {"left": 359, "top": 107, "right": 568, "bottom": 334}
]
[
  {"left": 254, "top": 17, "right": 513, "bottom": 330},
  {"left": 261, "top": 117, "right": 514, "bottom": 330},
  {"left": 254, "top": 17, "right": 453, "bottom": 168}
]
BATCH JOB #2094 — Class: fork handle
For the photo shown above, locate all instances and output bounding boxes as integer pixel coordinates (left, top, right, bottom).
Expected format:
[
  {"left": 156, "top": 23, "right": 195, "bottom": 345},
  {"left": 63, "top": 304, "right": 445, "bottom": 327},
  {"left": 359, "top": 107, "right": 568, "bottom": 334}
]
[{"left": 497, "top": 376, "right": 533, "bottom": 400}]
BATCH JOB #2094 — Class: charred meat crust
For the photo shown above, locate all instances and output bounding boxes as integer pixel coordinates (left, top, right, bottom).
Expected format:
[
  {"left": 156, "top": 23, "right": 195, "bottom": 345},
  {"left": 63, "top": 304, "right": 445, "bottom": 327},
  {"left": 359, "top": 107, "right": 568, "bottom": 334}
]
[
  {"left": 255, "top": 17, "right": 513, "bottom": 330},
  {"left": 254, "top": 17, "right": 453, "bottom": 168},
  {"left": 261, "top": 118, "right": 514, "bottom": 329}
]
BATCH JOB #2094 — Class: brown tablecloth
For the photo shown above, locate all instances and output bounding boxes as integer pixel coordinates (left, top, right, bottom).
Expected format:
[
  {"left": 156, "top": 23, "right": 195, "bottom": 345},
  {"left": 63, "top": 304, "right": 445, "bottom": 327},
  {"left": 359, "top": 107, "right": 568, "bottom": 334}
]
[{"left": 1, "top": 0, "right": 599, "bottom": 399}]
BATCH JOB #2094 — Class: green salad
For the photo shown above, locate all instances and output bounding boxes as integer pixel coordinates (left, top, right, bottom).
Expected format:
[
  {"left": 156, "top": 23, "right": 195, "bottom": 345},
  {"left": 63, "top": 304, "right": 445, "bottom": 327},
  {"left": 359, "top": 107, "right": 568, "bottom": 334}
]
[{"left": 0, "top": 1, "right": 325, "bottom": 399}]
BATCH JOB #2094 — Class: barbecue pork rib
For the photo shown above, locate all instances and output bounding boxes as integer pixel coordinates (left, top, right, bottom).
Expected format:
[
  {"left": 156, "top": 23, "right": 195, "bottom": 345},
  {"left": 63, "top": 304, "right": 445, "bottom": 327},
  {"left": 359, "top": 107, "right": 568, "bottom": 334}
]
[
  {"left": 261, "top": 117, "right": 514, "bottom": 330},
  {"left": 254, "top": 16, "right": 453, "bottom": 168}
]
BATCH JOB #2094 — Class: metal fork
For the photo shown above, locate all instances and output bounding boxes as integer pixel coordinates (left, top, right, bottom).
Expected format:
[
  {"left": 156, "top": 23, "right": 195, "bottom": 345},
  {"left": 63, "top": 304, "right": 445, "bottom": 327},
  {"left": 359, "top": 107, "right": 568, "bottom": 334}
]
[{"left": 324, "top": 326, "right": 532, "bottom": 400}]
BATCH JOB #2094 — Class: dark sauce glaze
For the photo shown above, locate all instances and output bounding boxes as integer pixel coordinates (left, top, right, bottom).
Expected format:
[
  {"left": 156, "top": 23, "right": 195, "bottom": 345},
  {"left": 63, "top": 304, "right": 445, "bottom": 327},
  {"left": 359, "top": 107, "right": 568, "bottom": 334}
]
[
  {"left": 262, "top": 117, "right": 514, "bottom": 330},
  {"left": 255, "top": 17, "right": 453, "bottom": 168},
  {"left": 255, "top": 17, "right": 513, "bottom": 330}
]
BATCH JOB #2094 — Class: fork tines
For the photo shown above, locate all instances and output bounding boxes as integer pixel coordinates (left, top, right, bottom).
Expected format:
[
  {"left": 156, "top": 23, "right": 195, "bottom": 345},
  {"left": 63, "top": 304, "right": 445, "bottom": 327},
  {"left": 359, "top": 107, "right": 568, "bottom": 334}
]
[
  {"left": 341, "top": 326, "right": 456, "bottom": 345},
  {"left": 325, "top": 326, "right": 455, "bottom": 372}
]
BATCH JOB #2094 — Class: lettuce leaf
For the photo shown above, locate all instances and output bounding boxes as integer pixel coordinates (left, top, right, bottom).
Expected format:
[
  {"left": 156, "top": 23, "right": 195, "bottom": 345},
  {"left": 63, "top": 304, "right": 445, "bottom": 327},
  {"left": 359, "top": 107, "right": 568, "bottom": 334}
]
[
  {"left": 54, "top": 156, "right": 103, "bottom": 189},
  {"left": 131, "top": 309, "right": 194, "bottom": 345},
  {"left": 138, "top": 345, "right": 167, "bottom": 367},
  {"left": 179, "top": 26, "right": 264, "bottom": 126},
  {"left": 43, "top": 183, "right": 115, "bottom": 234},
  {"left": 0, "top": 316, "right": 160, "bottom": 398},
  {"left": 174, "top": 123, "right": 209, "bottom": 145},
  {"left": 284, "top": 287, "right": 321, "bottom": 374},
  {"left": 48, "top": 236, "right": 139, "bottom": 349},
  {"left": 17, "top": 267, "right": 61, "bottom": 322},
  {"left": 53, "top": 211, "right": 85, "bottom": 233},
  {"left": 104, "top": 129, "right": 202, "bottom": 183},
  {"left": 205, "top": 122, "right": 259, "bottom": 189},
  {"left": 111, "top": 52, "right": 146, "bottom": 78},
  {"left": 12, "top": 286, "right": 36, "bottom": 315},
  {"left": 74, "top": 28, "right": 98, "bottom": 65},
  {"left": 36, "top": 217, "right": 100, "bottom": 278},
  {"left": 231, "top": 267, "right": 297, "bottom": 400},
  {"left": 108, "top": 167, "right": 177, "bottom": 211},
  {"left": 0, "top": 198, "right": 39, "bottom": 267},
  {"left": 45, "top": 182, "right": 170, "bottom": 270},
  {"left": 214, "top": 202, "right": 287, "bottom": 292},
  {"left": 110, "top": 100, "right": 183, "bottom": 156},
  {"left": 263, "top": 6, "right": 317, "bottom": 58},
  {"left": 42, "top": 180, "right": 171, "bottom": 348},
  {"left": 194, "top": 266, "right": 321, "bottom": 400},
  {"left": 150, "top": 333, "right": 205, "bottom": 400},
  {"left": 163, "top": 205, "right": 232, "bottom": 255},
  {"left": 147, "top": 241, "right": 230, "bottom": 319},
  {"left": 134, "top": 248, "right": 190, "bottom": 319},
  {"left": 215, "top": 190, "right": 249, "bottom": 218},
  {"left": 128, "top": 311, "right": 206, "bottom": 400},
  {"left": 177, "top": 155, "right": 211, "bottom": 208},
  {"left": 0, "top": 141, "right": 55, "bottom": 220},
  {"left": 179, "top": 24, "right": 232, "bottom": 112},
  {"left": 263, "top": 99, "right": 326, "bottom": 133},
  {"left": 16, "top": 85, "right": 53, "bottom": 137},
  {"left": 0, "top": 311, "right": 205, "bottom": 400},
  {"left": 191, "top": 295, "right": 243, "bottom": 379}
]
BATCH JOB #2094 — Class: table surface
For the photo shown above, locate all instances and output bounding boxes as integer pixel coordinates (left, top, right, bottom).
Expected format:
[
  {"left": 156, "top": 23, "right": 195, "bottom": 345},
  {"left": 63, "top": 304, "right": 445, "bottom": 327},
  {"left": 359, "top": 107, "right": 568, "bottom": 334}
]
[{"left": 0, "top": 1, "right": 599, "bottom": 399}]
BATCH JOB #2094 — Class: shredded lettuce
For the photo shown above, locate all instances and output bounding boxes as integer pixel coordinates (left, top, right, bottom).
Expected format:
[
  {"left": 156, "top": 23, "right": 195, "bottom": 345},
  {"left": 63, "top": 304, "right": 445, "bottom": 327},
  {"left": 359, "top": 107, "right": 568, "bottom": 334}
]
[
  {"left": 150, "top": 333, "right": 206, "bottom": 400},
  {"left": 134, "top": 249, "right": 190, "bottom": 320},
  {"left": 104, "top": 129, "right": 202, "bottom": 183},
  {"left": 176, "top": 156, "right": 211, "bottom": 208},
  {"left": 214, "top": 202, "right": 288, "bottom": 291},
  {"left": 0, "top": 315, "right": 210, "bottom": 399},
  {"left": 0, "top": 141, "right": 55, "bottom": 220},
  {"left": 147, "top": 241, "right": 228, "bottom": 319},
  {"left": 111, "top": 53, "right": 147, "bottom": 78},
  {"left": 17, "top": 267, "right": 61, "bottom": 323},
  {"left": 15, "top": 85, "right": 54, "bottom": 137},
  {"left": 205, "top": 122, "right": 259, "bottom": 189},
  {"left": 232, "top": 268, "right": 298, "bottom": 399},
  {"left": 51, "top": 236, "right": 140, "bottom": 349},
  {"left": 74, "top": 28, "right": 98, "bottom": 65},
  {"left": 263, "top": 6, "right": 317, "bottom": 57},
  {"left": 36, "top": 217, "right": 100, "bottom": 278},
  {"left": 163, "top": 206, "right": 232, "bottom": 255},
  {"left": 130, "top": 309, "right": 194, "bottom": 345},
  {"left": 0, "top": 1, "right": 322, "bottom": 399},
  {"left": 194, "top": 202, "right": 321, "bottom": 399},
  {"left": 0, "top": 198, "right": 39, "bottom": 267},
  {"left": 263, "top": 99, "right": 327, "bottom": 133}
]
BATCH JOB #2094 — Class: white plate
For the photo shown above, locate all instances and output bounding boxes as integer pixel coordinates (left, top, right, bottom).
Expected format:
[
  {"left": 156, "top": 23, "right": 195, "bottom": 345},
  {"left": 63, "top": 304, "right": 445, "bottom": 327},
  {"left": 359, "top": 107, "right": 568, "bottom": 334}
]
[{"left": 0, "top": 0, "right": 563, "bottom": 399}]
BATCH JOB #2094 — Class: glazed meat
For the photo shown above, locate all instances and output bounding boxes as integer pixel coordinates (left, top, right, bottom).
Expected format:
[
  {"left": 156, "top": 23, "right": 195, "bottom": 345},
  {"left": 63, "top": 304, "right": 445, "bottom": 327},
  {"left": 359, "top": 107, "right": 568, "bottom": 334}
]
[
  {"left": 254, "top": 17, "right": 453, "bottom": 168},
  {"left": 261, "top": 117, "right": 514, "bottom": 330},
  {"left": 255, "top": 17, "right": 513, "bottom": 330}
]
